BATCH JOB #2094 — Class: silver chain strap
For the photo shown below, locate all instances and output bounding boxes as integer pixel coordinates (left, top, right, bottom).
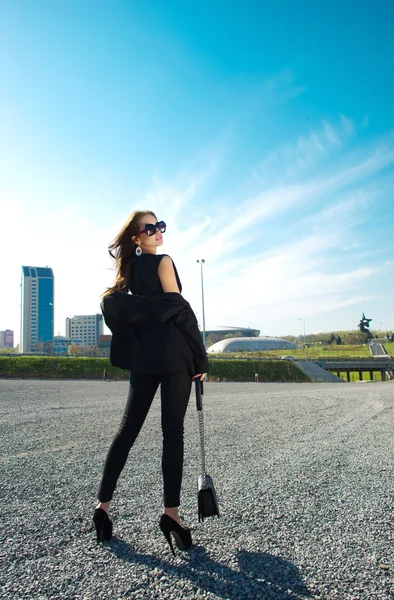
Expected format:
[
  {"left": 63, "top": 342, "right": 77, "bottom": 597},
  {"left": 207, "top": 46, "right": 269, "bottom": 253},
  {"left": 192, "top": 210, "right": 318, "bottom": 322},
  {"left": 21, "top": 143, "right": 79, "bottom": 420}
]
[{"left": 197, "top": 388, "right": 207, "bottom": 488}]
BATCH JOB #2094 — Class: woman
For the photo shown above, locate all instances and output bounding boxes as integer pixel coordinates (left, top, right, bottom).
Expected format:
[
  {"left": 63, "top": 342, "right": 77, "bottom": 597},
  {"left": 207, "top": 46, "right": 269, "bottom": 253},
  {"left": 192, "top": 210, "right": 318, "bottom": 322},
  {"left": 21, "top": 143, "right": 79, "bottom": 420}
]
[{"left": 93, "top": 210, "right": 209, "bottom": 555}]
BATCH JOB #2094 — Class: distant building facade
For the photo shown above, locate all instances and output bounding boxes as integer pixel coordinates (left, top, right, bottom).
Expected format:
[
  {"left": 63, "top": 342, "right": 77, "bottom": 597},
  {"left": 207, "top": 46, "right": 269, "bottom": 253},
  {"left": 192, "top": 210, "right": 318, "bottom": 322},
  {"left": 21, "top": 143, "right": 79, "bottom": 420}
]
[
  {"left": 207, "top": 336, "right": 298, "bottom": 353},
  {"left": 0, "top": 330, "right": 14, "bottom": 348},
  {"left": 203, "top": 325, "right": 260, "bottom": 337},
  {"left": 65, "top": 314, "right": 103, "bottom": 347},
  {"left": 43, "top": 336, "right": 82, "bottom": 355},
  {"left": 20, "top": 266, "right": 54, "bottom": 353},
  {"left": 98, "top": 334, "right": 111, "bottom": 357}
]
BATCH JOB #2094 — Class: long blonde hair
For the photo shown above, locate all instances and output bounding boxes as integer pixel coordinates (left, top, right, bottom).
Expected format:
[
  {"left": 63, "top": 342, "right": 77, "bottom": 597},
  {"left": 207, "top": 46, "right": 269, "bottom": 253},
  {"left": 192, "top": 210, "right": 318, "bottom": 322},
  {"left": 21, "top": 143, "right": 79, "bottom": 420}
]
[{"left": 102, "top": 210, "right": 156, "bottom": 297}]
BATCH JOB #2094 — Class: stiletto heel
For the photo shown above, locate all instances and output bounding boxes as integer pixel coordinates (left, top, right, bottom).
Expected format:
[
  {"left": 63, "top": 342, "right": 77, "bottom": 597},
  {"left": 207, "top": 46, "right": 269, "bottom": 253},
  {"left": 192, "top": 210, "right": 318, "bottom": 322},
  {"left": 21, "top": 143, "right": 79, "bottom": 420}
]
[
  {"left": 93, "top": 508, "right": 113, "bottom": 544},
  {"left": 162, "top": 530, "right": 176, "bottom": 556},
  {"left": 159, "top": 514, "right": 192, "bottom": 556}
]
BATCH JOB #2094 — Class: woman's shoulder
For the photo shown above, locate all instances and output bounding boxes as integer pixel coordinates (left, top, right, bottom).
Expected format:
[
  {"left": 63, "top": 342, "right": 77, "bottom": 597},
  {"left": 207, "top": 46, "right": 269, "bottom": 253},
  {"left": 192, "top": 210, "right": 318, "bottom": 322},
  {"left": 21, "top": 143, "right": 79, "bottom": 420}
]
[
  {"left": 157, "top": 254, "right": 182, "bottom": 293},
  {"left": 136, "top": 253, "right": 173, "bottom": 268},
  {"left": 156, "top": 254, "right": 176, "bottom": 274},
  {"left": 140, "top": 253, "right": 173, "bottom": 262},
  {"left": 146, "top": 253, "right": 176, "bottom": 268},
  {"left": 157, "top": 253, "right": 174, "bottom": 263}
]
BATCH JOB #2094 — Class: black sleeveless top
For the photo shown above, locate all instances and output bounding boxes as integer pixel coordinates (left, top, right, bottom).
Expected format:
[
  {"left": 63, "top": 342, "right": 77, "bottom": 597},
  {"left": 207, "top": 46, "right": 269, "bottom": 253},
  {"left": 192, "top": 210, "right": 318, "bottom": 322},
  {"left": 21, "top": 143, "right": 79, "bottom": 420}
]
[
  {"left": 128, "top": 253, "right": 182, "bottom": 295},
  {"left": 126, "top": 253, "right": 194, "bottom": 374}
]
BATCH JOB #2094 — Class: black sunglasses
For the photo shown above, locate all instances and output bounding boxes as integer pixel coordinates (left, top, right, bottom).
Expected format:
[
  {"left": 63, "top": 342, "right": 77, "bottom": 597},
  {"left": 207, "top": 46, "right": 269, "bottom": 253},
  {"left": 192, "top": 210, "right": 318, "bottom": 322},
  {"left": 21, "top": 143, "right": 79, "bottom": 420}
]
[{"left": 138, "top": 221, "right": 166, "bottom": 237}]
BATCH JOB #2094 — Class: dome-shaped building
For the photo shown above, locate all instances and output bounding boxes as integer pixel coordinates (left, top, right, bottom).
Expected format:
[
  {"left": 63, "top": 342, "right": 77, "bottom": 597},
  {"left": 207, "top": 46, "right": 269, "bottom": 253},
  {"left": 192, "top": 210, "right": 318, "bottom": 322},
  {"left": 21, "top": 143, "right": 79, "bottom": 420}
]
[{"left": 207, "top": 336, "right": 297, "bottom": 354}]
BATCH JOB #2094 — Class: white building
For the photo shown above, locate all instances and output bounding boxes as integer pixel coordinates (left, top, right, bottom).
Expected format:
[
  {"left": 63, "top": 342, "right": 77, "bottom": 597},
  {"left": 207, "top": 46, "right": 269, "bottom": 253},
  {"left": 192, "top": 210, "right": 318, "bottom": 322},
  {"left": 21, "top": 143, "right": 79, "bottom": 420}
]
[
  {"left": 207, "top": 336, "right": 298, "bottom": 353},
  {"left": 65, "top": 314, "right": 103, "bottom": 347}
]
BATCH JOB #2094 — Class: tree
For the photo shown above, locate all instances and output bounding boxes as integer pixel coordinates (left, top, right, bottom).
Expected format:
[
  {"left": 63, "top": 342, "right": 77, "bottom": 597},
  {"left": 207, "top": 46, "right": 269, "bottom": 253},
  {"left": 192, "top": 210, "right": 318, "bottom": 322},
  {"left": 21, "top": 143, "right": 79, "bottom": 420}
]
[
  {"left": 282, "top": 335, "right": 297, "bottom": 343},
  {"left": 206, "top": 333, "right": 223, "bottom": 348},
  {"left": 68, "top": 344, "right": 80, "bottom": 356},
  {"left": 343, "top": 334, "right": 359, "bottom": 345},
  {"left": 35, "top": 342, "right": 44, "bottom": 353}
]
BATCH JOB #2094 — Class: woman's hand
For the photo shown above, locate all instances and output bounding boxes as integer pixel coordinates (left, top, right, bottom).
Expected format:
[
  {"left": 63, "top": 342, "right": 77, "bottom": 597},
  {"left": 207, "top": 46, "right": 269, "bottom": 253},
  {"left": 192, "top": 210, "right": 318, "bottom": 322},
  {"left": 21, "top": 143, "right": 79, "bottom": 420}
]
[{"left": 192, "top": 373, "right": 207, "bottom": 381}]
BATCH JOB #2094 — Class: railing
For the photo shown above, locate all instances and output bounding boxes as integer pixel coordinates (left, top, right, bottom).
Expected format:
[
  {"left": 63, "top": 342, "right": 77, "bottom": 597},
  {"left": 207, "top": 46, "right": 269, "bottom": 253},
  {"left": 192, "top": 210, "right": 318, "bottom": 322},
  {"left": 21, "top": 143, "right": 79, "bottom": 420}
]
[
  {"left": 317, "top": 356, "right": 393, "bottom": 362},
  {"left": 209, "top": 355, "right": 393, "bottom": 362}
]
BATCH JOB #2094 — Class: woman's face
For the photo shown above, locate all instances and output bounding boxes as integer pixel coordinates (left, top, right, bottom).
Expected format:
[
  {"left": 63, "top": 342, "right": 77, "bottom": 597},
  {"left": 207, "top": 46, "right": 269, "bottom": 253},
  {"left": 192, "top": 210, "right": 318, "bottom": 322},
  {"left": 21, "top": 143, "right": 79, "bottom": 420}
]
[{"left": 134, "top": 214, "right": 164, "bottom": 254}]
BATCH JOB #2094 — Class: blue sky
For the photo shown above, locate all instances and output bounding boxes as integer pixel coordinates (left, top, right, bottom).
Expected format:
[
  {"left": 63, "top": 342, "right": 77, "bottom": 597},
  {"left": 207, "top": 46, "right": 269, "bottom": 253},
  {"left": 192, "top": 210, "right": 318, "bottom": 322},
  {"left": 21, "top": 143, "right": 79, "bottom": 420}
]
[{"left": 1, "top": 0, "right": 394, "bottom": 343}]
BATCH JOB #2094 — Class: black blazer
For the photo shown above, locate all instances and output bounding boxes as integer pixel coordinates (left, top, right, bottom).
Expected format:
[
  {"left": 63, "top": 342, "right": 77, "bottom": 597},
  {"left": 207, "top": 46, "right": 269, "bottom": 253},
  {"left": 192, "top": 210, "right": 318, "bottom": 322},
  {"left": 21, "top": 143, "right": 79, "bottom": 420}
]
[{"left": 100, "top": 291, "right": 209, "bottom": 376}]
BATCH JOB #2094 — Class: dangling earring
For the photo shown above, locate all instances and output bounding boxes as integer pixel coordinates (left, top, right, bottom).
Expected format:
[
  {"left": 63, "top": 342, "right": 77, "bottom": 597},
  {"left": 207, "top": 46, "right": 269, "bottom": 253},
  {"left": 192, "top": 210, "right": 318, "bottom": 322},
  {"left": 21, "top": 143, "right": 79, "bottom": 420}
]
[{"left": 135, "top": 244, "right": 142, "bottom": 257}]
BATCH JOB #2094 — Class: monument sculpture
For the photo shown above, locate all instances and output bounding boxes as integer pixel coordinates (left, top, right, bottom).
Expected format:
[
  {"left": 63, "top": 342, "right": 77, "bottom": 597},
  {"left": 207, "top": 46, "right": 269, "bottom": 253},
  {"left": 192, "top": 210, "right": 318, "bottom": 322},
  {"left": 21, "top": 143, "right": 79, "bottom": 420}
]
[{"left": 358, "top": 312, "right": 373, "bottom": 341}]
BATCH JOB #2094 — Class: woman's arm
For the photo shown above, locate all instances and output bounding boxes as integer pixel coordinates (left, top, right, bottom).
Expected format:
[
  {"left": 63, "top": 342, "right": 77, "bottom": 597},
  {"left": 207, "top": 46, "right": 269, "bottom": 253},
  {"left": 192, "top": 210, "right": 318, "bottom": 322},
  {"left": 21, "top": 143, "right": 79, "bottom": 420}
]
[{"left": 158, "top": 255, "right": 181, "bottom": 293}]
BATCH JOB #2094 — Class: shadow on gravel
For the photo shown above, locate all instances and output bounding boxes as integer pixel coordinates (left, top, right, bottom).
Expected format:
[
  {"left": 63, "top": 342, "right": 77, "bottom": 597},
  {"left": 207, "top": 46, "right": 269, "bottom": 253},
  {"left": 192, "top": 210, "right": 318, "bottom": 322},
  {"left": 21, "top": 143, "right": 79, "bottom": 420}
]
[{"left": 107, "top": 538, "right": 312, "bottom": 599}]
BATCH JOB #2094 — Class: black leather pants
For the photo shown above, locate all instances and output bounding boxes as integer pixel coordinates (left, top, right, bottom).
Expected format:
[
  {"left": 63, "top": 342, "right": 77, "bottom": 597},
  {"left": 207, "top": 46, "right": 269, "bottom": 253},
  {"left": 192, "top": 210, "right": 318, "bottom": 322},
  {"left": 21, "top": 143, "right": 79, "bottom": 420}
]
[{"left": 98, "top": 372, "right": 192, "bottom": 507}]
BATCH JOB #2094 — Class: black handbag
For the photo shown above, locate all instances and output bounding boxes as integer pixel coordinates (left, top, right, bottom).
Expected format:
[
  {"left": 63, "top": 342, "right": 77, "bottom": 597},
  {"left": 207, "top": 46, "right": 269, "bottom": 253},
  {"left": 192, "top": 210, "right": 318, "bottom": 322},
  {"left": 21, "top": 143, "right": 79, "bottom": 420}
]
[{"left": 195, "top": 379, "right": 220, "bottom": 522}]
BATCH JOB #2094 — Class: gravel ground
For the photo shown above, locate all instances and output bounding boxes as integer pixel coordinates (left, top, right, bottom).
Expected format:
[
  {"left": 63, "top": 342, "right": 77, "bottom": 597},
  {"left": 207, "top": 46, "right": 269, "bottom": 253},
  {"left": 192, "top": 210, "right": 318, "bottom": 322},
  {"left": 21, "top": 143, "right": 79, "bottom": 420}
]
[{"left": 0, "top": 379, "right": 393, "bottom": 600}]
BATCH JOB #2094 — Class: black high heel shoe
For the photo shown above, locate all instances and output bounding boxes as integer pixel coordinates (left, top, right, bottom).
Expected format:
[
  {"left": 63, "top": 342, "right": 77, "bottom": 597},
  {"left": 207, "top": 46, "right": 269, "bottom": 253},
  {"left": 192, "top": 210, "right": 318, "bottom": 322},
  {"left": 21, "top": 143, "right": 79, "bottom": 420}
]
[
  {"left": 159, "top": 514, "right": 192, "bottom": 556},
  {"left": 93, "top": 508, "right": 113, "bottom": 544}
]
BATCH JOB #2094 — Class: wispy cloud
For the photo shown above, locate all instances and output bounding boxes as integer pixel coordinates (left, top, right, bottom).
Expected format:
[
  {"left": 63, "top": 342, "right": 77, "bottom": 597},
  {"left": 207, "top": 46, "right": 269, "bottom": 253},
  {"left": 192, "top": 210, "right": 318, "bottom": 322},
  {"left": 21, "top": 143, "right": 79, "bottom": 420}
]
[
  {"left": 262, "top": 68, "right": 306, "bottom": 105},
  {"left": 145, "top": 157, "right": 218, "bottom": 224},
  {"left": 2, "top": 117, "right": 393, "bottom": 340},
  {"left": 149, "top": 121, "right": 394, "bottom": 332},
  {"left": 252, "top": 115, "right": 355, "bottom": 182},
  {"left": 179, "top": 132, "right": 394, "bottom": 264}
]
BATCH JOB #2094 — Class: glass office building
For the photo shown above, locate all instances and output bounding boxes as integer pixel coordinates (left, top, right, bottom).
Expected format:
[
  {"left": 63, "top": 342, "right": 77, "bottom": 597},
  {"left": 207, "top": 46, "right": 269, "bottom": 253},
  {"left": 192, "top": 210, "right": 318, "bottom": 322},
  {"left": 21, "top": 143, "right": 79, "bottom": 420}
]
[{"left": 20, "top": 266, "right": 54, "bottom": 353}]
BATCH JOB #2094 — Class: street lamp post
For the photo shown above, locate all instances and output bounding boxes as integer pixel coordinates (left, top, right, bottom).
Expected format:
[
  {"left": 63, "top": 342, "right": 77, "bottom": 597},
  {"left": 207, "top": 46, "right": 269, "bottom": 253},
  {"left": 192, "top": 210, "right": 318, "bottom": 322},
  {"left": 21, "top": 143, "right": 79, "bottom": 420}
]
[
  {"left": 196, "top": 259, "right": 206, "bottom": 348},
  {"left": 298, "top": 318, "right": 307, "bottom": 360},
  {"left": 380, "top": 321, "right": 389, "bottom": 342}
]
